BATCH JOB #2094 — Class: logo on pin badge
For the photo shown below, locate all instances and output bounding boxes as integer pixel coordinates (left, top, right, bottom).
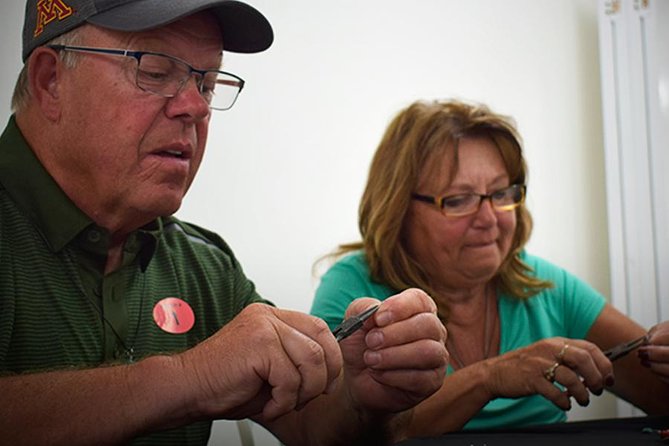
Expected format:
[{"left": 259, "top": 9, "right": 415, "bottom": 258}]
[{"left": 153, "top": 297, "right": 195, "bottom": 334}]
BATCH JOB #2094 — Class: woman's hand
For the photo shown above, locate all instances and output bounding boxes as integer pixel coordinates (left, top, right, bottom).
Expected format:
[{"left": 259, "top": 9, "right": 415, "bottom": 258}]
[
  {"left": 482, "top": 337, "right": 614, "bottom": 410},
  {"left": 639, "top": 321, "right": 669, "bottom": 384}
]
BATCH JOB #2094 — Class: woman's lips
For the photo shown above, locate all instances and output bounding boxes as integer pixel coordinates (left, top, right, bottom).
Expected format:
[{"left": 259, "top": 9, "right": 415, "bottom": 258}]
[{"left": 464, "top": 240, "right": 496, "bottom": 248}]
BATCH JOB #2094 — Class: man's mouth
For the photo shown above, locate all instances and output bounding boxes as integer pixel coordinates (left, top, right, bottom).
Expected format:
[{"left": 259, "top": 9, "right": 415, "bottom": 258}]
[
  {"left": 152, "top": 147, "right": 192, "bottom": 160},
  {"left": 161, "top": 150, "right": 186, "bottom": 159}
]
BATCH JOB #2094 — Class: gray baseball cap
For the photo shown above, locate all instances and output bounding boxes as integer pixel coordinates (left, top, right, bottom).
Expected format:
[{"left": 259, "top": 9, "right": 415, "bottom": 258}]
[{"left": 23, "top": 0, "right": 274, "bottom": 61}]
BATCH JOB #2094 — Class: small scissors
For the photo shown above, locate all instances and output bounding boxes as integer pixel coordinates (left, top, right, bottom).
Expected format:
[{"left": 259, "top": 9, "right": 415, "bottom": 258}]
[
  {"left": 332, "top": 305, "right": 379, "bottom": 342},
  {"left": 603, "top": 334, "right": 649, "bottom": 361}
]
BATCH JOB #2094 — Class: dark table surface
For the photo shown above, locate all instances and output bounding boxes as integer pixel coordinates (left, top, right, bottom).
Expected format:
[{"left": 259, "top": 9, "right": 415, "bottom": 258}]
[{"left": 396, "top": 415, "right": 669, "bottom": 446}]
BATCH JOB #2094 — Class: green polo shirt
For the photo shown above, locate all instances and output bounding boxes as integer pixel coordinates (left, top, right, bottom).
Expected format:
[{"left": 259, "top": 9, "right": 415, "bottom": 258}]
[{"left": 0, "top": 116, "right": 268, "bottom": 444}]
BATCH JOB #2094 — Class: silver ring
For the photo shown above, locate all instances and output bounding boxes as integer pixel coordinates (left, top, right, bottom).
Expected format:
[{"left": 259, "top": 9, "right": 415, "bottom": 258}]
[{"left": 543, "top": 362, "right": 560, "bottom": 382}]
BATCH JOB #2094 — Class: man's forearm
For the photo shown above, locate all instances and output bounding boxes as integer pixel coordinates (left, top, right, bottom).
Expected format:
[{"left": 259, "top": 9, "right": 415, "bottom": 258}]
[{"left": 1, "top": 355, "right": 193, "bottom": 445}]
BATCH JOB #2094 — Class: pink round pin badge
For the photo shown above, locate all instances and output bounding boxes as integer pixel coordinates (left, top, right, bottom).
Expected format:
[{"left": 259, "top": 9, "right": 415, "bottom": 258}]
[{"left": 153, "top": 297, "right": 195, "bottom": 334}]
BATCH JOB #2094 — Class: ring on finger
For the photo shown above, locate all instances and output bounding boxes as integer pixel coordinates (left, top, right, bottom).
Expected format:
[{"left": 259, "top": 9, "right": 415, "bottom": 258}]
[
  {"left": 556, "top": 343, "right": 570, "bottom": 362},
  {"left": 543, "top": 362, "right": 560, "bottom": 382}
]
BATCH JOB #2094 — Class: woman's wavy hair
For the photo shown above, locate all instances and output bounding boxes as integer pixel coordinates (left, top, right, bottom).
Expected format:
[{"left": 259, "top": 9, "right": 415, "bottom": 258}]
[{"left": 330, "top": 99, "right": 552, "bottom": 321}]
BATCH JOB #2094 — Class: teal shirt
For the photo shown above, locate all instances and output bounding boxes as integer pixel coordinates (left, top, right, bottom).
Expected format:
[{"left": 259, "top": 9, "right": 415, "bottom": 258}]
[
  {"left": 0, "top": 116, "right": 269, "bottom": 444},
  {"left": 311, "top": 251, "right": 607, "bottom": 430}
]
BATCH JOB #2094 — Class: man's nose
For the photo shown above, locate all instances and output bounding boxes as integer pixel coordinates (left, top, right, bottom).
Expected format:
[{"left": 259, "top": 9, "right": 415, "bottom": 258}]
[{"left": 167, "top": 75, "right": 210, "bottom": 119}]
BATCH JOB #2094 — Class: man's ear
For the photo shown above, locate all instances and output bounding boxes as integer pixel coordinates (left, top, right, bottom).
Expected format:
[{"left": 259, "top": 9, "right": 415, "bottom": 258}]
[{"left": 28, "top": 47, "right": 63, "bottom": 121}]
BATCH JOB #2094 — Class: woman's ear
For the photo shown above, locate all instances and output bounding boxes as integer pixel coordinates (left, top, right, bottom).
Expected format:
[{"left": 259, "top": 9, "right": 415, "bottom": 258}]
[{"left": 27, "top": 47, "right": 63, "bottom": 121}]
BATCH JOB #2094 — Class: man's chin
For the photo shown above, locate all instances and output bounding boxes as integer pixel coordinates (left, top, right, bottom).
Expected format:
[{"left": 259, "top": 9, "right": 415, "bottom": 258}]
[{"left": 143, "top": 194, "right": 184, "bottom": 219}]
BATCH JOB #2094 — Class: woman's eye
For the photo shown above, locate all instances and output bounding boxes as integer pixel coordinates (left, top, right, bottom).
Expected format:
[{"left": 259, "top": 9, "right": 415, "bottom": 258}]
[{"left": 443, "top": 195, "right": 472, "bottom": 208}]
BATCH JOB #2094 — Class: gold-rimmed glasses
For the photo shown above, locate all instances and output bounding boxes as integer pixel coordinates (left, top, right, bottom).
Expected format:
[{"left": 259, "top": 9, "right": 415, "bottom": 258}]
[{"left": 412, "top": 184, "right": 526, "bottom": 218}]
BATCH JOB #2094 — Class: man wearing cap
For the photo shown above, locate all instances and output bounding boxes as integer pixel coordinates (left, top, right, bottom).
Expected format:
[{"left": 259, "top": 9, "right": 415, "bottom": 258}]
[{"left": 0, "top": 1, "right": 448, "bottom": 445}]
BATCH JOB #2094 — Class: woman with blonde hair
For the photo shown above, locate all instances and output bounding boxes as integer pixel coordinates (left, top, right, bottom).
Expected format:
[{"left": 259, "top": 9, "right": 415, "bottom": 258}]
[{"left": 311, "top": 99, "right": 669, "bottom": 434}]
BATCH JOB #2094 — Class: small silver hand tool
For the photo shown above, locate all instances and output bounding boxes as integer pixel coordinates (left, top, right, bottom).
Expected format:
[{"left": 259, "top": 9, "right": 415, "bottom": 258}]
[
  {"left": 603, "top": 334, "right": 649, "bottom": 361},
  {"left": 332, "top": 305, "right": 380, "bottom": 342}
]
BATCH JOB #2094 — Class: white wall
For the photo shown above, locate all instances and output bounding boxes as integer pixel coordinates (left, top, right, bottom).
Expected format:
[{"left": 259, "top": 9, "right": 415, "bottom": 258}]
[
  {"left": 183, "top": 0, "right": 612, "bottom": 317},
  {"left": 0, "top": 1, "right": 617, "bottom": 444}
]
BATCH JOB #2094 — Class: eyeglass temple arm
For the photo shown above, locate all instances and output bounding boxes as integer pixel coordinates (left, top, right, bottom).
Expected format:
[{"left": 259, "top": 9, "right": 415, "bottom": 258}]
[{"left": 411, "top": 193, "right": 442, "bottom": 207}]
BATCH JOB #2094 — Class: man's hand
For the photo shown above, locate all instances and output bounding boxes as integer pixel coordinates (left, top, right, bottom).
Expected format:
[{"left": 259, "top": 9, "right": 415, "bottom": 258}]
[
  {"left": 340, "top": 288, "right": 449, "bottom": 412},
  {"left": 178, "top": 303, "right": 343, "bottom": 421},
  {"left": 642, "top": 321, "right": 669, "bottom": 384}
]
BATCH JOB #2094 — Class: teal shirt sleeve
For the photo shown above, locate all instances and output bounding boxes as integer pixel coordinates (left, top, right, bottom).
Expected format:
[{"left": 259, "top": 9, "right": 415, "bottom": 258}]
[
  {"left": 310, "top": 252, "right": 396, "bottom": 330},
  {"left": 511, "top": 253, "right": 607, "bottom": 341}
]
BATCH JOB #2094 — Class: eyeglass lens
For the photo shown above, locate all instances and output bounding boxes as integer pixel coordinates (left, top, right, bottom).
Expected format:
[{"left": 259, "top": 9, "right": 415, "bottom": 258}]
[
  {"left": 441, "top": 185, "right": 524, "bottom": 216},
  {"left": 136, "top": 54, "right": 242, "bottom": 110}
]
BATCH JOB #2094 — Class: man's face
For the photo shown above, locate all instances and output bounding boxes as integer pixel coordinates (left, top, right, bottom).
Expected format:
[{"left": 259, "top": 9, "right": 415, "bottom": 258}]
[{"left": 54, "top": 13, "right": 223, "bottom": 232}]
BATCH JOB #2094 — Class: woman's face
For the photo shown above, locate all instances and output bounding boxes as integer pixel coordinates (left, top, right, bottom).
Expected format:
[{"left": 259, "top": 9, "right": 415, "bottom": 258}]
[{"left": 404, "top": 136, "right": 517, "bottom": 290}]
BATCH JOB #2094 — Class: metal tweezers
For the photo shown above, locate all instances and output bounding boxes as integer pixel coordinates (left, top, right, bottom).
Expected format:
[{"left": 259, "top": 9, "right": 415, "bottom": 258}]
[
  {"left": 332, "top": 305, "right": 379, "bottom": 342},
  {"left": 603, "top": 334, "right": 649, "bottom": 361}
]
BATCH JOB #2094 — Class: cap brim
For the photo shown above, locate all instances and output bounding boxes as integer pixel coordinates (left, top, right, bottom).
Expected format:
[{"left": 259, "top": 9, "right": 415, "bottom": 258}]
[{"left": 87, "top": 0, "right": 273, "bottom": 53}]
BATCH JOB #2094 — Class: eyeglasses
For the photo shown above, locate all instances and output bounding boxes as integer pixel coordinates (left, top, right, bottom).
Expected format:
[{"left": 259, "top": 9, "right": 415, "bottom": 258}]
[
  {"left": 47, "top": 45, "right": 245, "bottom": 111},
  {"left": 411, "top": 184, "right": 526, "bottom": 218}
]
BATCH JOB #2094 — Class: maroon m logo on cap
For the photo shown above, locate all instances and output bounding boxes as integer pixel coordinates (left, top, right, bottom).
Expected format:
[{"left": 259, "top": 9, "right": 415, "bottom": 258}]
[{"left": 34, "top": 0, "right": 75, "bottom": 37}]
